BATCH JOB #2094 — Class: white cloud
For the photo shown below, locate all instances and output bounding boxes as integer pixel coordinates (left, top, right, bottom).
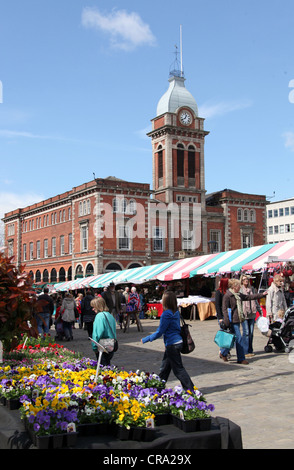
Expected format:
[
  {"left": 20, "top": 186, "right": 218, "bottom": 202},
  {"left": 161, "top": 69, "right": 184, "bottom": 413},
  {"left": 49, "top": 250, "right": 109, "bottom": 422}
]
[
  {"left": 0, "top": 191, "right": 44, "bottom": 221},
  {"left": 81, "top": 7, "right": 156, "bottom": 51},
  {"left": 0, "top": 129, "right": 48, "bottom": 139},
  {"left": 283, "top": 131, "right": 294, "bottom": 152},
  {"left": 198, "top": 99, "right": 253, "bottom": 119}
]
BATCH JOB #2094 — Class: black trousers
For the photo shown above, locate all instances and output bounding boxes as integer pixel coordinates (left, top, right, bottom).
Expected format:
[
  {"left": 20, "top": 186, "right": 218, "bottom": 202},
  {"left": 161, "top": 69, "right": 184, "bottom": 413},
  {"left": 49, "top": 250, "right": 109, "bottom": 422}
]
[{"left": 159, "top": 343, "right": 194, "bottom": 391}]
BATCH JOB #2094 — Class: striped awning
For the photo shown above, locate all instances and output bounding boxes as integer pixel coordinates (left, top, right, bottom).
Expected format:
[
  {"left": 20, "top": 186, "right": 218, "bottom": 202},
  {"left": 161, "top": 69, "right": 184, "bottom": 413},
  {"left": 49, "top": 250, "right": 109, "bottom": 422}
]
[
  {"left": 89, "top": 271, "right": 126, "bottom": 288},
  {"left": 116, "top": 261, "right": 177, "bottom": 284},
  {"left": 242, "top": 241, "right": 294, "bottom": 271},
  {"left": 156, "top": 255, "right": 218, "bottom": 281},
  {"left": 190, "top": 244, "right": 275, "bottom": 276}
]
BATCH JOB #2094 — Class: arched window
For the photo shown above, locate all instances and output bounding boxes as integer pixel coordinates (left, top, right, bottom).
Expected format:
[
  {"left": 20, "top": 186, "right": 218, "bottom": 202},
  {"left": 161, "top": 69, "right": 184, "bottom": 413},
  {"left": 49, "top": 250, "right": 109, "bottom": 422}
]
[
  {"left": 243, "top": 209, "right": 249, "bottom": 222},
  {"left": 43, "top": 269, "right": 49, "bottom": 283},
  {"left": 75, "top": 264, "right": 84, "bottom": 279},
  {"left": 67, "top": 266, "right": 72, "bottom": 281},
  {"left": 188, "top": 145, "right": 195, "bottom": 180},
  {"left": 86, "top": 263, "right": 94, "bottom": 276},
  {"left": 59, "top": 267, "right": 66, "bottom": 282},
  {"left": 250, "top": 209, "right": 256, "bottom": 222},
  {"left": 50, "top": 268, "right": 57, "bottom": 282},
  {"left": 35, "top": 270, "right": 41, "bottom": 282},
  {"left": 177, "top": 144, "right": 184, "bottom": 179},
  {"left": 237, "top": 208, "right": 243, "bottom": 221},
  {"left": 113, "top": 198, "right": 118, "bottom": 213},
  {"left": 105, "top": 262, "right": 122, "bottom": 273},
  {"left": 157, "top": 145, "right": 163, "bottom": 183},
  {"left": 122, "top": 198, "right": 127, "bottom": 213},
  {"left": 128, "top": 199, "right": 136, "bottom": 214},
  {"left": 79, "top": 201, "right": 83, "bottom": 216},
  {"left": 87, "top": 199, "right": 91, "bottom": 214}
]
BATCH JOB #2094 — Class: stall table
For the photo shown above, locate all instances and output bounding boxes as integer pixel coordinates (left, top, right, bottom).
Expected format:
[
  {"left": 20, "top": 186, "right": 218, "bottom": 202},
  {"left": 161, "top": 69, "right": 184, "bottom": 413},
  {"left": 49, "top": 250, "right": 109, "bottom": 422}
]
[{"left": 178, "top": 296, "right": 216, "bottom": 321}]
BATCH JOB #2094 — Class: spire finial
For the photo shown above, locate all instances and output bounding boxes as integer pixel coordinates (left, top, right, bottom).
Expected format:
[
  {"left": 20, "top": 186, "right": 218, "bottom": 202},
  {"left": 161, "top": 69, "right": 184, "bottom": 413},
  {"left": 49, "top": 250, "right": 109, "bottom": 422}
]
[{"left": 169, "top": 26, "right": 184, "bottom": 79}]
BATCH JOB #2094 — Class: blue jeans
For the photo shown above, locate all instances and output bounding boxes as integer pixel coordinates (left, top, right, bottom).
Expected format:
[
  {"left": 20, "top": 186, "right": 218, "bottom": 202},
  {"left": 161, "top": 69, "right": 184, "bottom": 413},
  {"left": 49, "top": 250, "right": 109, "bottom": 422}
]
[
  {"left": 63, "top": 321, "right": 73, "bottom": 340},
  {"left": 159, "top": 343, "right": 194, "bottom": 391},
  {"left": 242, "top": 319, "right": 255, "bottom": 354},
  {"left": 36, "top": 313, "right": 50, "bottom": 336},
  {"left": 231, "top": 323, "right": 246, "bottom": 362}
]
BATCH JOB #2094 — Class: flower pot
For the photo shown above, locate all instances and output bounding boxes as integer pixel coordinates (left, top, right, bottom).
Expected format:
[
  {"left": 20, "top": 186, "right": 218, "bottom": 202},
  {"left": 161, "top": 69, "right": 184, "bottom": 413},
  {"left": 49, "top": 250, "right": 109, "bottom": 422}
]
[
  {"left": 171, "top": 414, "right": 197, "bottom": 432},
  {"left": 197, "top": 417, "right": 211, "bottom": 432},
  {"left": 131, "top": 426, "right": 145, "bottom": 441},
  {"left": 36, "top": 435, "right": 51, "bottom": 449},
  {"left": 77, "top": 423, "right": 104, "bottom": 436},
  {"left": 6, "top": 398, "right": 20, "bottom": 410},
  {"left": 171, "top": 414, "right": 211, "bottom": 433},
  {"left": 52, "top": 433, "right": 65, "bottom": 448},
  {"left": 0, "top": 396, "right": 6, "bottom": 406},
  {"left": 65, "top": 432, "right": 78, "bottom": 447},
  {"left": 115, "top": 425, "right": 131, "bottom": 440},
  {"left": 154, "top": 413, "right": 171, "bottom": 426}
]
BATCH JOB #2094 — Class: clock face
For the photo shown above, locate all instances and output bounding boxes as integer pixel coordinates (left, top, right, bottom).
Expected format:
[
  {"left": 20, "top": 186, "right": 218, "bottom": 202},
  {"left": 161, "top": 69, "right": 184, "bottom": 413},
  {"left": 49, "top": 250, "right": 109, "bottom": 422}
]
[{"left": 180, "top": 111, "right": 192, "bottom": 125}]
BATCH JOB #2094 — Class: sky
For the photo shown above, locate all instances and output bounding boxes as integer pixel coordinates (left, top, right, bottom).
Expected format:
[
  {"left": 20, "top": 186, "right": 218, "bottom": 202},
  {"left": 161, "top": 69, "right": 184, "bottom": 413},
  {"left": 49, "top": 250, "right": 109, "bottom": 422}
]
[{"left": 1, "top": 0, "right": 294, "bottom": 230}]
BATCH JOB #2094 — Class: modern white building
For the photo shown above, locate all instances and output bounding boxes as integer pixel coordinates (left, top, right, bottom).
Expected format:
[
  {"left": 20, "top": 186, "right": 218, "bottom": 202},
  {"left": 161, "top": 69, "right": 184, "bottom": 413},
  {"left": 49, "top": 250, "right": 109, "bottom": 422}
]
[{"left": 267, "top": 198, "right": 294, "bottom": 243}]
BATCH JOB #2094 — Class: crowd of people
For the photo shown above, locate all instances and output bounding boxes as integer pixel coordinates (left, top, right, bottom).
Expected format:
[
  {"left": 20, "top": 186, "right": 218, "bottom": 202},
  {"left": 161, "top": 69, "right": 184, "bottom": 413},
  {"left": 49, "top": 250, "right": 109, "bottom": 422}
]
[
  {"left": 34, "top": 270, "right": 293, "bottom": 390},
  {"left": 215, "top": 273, "right": 293, "bottom": 364}
]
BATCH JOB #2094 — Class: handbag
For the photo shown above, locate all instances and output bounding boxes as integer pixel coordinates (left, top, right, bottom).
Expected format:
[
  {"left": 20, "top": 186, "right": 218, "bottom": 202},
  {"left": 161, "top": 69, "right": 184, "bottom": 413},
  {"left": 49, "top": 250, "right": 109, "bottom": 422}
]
[
  {"left": 100, "top": 313, "right": 118, "bottom": 353},
  {"left": 180, "top": 316, "right": 195, "bottom": 354},
  {"left": 214, "top": 330, "right": 236, "bottom": 349}
]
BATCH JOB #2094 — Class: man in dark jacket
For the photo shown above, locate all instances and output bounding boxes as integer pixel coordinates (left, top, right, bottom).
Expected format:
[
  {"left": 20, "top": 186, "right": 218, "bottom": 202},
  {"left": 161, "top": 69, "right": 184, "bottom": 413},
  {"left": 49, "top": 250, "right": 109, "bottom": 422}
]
[
  {"left": 81, "top": 290, "right": 95, "bottom": 337},
  {"left": 102, "top": 283, "right": 122, "bottom": 326},
  {"left": 36, "top": 287, "right": 54, "bottom": 336}
]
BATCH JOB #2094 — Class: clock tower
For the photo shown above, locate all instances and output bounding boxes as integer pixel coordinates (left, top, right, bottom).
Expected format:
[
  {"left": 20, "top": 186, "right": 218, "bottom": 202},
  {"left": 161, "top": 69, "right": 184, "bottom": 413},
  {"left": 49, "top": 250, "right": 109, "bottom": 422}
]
[{"left": 147, "top": 64, "right": 210, "bottom": 255}]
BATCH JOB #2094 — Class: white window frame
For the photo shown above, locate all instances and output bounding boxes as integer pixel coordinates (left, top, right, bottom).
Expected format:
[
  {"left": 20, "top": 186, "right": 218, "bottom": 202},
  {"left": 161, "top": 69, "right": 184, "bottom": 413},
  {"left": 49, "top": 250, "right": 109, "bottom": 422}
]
[
  {"left": 209, "top": 230, "right": 221, "bottom": 253},
  {"left": 52, "top": 237, "right": 56, "bottom": 257},
  {"left": 153, "top": 227, "right": 164, "bottom": 252},
  {"left": 29, "top": 242, "right": 34, "bottom": 260},
  {"left": 69, "top": 233, "right": 72, "bottom": 254},
  {"left": 36, "top": 240, "right": 40, "bottom": 259},
  {"left": 81, "top": 224, "right": 88, "bottom": 252},
  {"left": 60, "top": 235, "right": 65, "bottom": 255},
  {"left": 44, "top": 239, "right": 48, "bottom": 258},
  {"left": 118, "top": 225, "right": 130, "bottom": 250},
  {"left": 182, "top": 229, "right": 194, "bottom": 250}
]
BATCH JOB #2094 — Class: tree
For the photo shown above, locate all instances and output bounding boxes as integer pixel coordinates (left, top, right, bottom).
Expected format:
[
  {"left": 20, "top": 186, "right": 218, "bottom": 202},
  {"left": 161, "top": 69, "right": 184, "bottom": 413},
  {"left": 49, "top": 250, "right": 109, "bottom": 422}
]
[{"left": 0, "top": 252, "right": 39, "bottom": 351}]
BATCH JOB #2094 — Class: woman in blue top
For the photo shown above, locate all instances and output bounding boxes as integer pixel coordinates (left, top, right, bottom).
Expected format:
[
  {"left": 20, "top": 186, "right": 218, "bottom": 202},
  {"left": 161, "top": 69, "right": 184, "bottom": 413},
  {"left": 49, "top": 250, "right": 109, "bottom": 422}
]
[
  {"left": 141, "top": 291, "right": 194, "bottom": 391},
  {"left": 90, "top": 297, "right": 117, "bottom": 366}
]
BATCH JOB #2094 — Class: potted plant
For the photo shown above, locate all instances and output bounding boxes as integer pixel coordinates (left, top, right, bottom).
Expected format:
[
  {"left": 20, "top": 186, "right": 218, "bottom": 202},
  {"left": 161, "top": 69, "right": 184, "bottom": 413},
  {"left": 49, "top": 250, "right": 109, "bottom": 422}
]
[{"left": 170, "top": 388, "right": 215, "bottom": 432}]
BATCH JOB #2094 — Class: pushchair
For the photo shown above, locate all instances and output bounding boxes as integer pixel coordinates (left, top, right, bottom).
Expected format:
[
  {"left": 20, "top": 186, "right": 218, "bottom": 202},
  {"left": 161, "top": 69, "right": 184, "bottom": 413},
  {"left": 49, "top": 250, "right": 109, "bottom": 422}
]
[{"left": 264, "top": 305, "right": 294, "bottom": 353}]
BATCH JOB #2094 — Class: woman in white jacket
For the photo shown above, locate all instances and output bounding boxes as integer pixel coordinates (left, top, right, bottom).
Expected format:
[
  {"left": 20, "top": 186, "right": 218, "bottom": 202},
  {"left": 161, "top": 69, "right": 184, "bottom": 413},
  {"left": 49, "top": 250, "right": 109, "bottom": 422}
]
[{"left": 266, "top": 275, "right": 287, "bottom": 323}]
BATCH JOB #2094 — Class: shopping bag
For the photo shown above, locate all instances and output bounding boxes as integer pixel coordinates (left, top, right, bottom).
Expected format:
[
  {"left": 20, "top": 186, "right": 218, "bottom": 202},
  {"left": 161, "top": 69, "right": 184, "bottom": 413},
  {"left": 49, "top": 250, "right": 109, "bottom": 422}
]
[
  {"left": 214, "top": 330, "right": 236, "bottom": 349},
  {"left": 99, "top": 337, "right": 118, "bottom": 353},
  {"left": 180, "top": 316, "right": 195, "bottom": 354},
  {"left": 256, "top": 316, "right": 269, "bottom": 334}
]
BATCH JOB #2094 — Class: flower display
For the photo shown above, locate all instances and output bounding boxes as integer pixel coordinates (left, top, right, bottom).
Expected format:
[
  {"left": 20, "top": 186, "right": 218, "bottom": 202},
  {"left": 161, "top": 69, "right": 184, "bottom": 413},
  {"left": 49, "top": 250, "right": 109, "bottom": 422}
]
[
  {"left": 0, "top": 343, "right": 215, "bottom": 442},
  {"left": 170, "top": 387, "right": 215, "bottom": 420}
]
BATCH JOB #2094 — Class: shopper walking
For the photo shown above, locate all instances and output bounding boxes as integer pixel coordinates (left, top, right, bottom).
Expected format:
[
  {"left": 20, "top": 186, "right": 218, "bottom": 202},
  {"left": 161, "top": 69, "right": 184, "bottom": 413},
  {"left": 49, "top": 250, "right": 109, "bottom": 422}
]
[{"left": 141, "top": 291, "right": 194, "bottom": 391}]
